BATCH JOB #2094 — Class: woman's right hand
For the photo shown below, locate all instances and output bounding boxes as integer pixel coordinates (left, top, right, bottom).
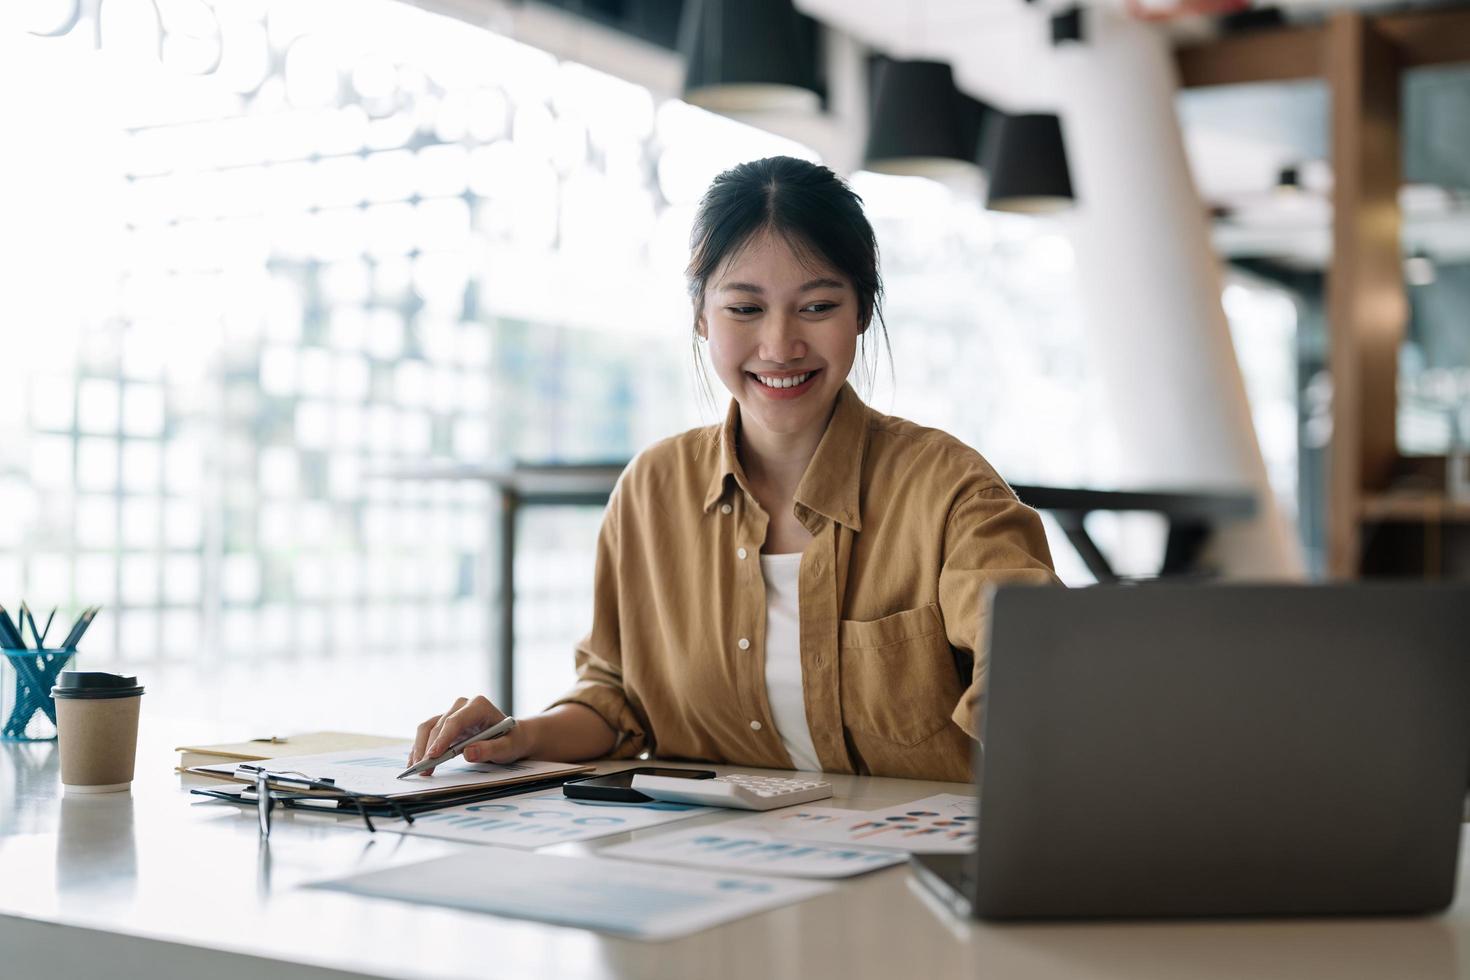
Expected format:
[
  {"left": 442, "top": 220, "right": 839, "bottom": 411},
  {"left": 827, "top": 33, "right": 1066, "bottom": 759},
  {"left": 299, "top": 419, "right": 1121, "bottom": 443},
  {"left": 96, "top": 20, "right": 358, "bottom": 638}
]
[{"left": 407, "top": 695, "right": 534, "bottom": 775}]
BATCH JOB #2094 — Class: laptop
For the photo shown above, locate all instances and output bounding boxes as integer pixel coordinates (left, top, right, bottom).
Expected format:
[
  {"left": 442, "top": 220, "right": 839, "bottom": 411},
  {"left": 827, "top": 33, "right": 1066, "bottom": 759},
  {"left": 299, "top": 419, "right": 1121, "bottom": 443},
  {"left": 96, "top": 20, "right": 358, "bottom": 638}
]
[{"left": 911, "top": 583, "right": 1470, "bottom": 919}]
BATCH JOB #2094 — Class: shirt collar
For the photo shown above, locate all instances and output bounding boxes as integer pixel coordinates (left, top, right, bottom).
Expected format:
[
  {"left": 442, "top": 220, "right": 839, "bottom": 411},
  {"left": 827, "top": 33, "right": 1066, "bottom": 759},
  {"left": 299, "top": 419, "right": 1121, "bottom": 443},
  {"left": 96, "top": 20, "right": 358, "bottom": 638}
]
[
  {"left": 702, "top": 382, "right": 869, "bottom": 531},
  {"left": 702, "top": 397, "right": 749, "bottom": 513}
]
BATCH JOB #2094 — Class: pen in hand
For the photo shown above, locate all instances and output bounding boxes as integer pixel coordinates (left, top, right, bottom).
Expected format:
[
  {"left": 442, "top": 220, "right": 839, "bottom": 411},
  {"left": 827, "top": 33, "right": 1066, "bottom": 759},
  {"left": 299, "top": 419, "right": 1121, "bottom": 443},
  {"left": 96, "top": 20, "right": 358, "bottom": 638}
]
[{"left": 395, "top": 716, "right": 518, "bottom": 779}]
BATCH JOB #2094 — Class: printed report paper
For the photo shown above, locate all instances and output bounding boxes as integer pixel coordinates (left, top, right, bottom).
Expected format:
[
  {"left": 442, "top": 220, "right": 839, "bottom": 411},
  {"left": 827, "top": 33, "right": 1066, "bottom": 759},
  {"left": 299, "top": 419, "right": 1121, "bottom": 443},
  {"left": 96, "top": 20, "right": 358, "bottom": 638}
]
[
  {"left": 601, "top": 826, "right": 905, "bottom": 878},
  {"left": 308, "top": 847, "right": 830, "bottom": 941},
  {"left": 379, "top": 792, "right": 712, "bottom": 848},
  {"left": 735, "top": 793, "right": 978, "bottom": 854}
]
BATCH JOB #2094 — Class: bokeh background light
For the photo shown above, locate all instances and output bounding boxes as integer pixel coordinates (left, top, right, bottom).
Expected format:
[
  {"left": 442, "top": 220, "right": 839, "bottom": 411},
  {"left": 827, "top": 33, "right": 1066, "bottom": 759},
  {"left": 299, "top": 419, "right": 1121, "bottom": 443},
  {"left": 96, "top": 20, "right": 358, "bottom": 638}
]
[{"left": 0, "top": 0, "right": 1298, "bottom": 710}]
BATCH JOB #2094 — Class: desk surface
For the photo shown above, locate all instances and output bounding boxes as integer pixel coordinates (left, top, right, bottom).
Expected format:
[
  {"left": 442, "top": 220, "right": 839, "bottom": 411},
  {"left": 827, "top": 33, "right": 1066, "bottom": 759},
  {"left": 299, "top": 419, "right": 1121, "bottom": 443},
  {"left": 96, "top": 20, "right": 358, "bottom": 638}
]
[{"left": 2, "top": 721, "right": 1467, "bottom": 980}]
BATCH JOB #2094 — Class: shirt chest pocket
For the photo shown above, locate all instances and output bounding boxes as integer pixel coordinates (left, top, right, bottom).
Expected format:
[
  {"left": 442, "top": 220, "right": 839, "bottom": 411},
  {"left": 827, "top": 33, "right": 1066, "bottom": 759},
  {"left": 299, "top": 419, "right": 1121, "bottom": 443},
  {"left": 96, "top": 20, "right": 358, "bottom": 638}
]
[{"left": 838, "top": 603, "right": 961, "bottom": 746}]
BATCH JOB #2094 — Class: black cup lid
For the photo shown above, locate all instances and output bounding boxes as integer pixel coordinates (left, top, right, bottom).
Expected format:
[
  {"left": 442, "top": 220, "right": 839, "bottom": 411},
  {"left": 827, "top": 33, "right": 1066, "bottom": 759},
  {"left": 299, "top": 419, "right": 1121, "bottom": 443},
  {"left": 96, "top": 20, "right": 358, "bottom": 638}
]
[{"left": 51, "top": 671, "right": 145, "bottom": 700}]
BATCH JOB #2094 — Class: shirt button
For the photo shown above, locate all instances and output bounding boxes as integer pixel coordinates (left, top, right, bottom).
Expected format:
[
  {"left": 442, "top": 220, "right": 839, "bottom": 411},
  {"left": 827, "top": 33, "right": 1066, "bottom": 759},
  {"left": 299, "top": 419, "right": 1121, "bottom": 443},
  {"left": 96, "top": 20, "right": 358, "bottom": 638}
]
[
  {"left": 737, "top": 637, "right": 750, "bottom": 650},
  {"left": 737, "top": 547, "right": 748, "bottom": 560},
  {"left": 750, "top": 720, "right": 762, "bottom": 731},
  {"left": 721, "top": 504, "right": 732, "bottom": 515}
]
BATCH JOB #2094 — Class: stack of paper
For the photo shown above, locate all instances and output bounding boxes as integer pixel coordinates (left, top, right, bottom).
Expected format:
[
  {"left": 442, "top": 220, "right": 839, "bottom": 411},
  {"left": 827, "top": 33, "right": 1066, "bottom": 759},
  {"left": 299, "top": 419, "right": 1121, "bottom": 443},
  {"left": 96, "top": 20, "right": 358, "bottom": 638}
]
[{"left": 176, "top": 731, "right": 405, "bottom": 771}]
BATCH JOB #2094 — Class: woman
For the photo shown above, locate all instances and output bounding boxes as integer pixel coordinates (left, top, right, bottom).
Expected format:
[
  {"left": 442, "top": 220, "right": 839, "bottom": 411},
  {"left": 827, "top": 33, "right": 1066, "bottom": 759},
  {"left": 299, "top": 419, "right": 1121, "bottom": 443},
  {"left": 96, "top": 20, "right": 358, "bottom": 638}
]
[{"left": 409, "top": 156, "right": 1059, "bottom": 783}]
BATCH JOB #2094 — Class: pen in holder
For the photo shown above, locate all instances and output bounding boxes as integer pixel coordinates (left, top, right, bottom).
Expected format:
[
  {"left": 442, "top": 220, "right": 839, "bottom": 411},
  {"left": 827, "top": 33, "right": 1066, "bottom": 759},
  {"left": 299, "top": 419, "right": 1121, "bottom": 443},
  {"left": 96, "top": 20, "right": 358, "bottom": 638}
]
[{"left": 3, "top": 647, "right": 77, "bottom": 742}]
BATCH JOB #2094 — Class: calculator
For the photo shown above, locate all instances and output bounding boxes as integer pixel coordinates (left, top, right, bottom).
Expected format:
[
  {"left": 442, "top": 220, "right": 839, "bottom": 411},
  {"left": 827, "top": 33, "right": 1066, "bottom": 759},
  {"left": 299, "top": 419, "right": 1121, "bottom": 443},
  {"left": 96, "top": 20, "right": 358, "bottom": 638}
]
[{"left": 630, "top": 772, "right": 833, "bottom": 811}]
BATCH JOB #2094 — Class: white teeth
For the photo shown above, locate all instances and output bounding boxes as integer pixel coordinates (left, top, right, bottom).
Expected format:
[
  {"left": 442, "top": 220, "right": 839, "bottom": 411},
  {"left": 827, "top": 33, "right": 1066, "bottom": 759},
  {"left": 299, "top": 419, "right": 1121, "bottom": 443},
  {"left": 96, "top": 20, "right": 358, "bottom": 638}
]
[{"left": 755, "top": 372, "right": 811, "bottom": 389}]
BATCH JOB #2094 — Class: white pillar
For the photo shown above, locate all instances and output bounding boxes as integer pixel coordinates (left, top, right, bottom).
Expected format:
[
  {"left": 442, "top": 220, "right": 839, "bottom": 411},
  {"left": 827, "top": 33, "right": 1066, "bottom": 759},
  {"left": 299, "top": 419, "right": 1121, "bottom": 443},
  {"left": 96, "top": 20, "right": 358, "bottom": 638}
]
[{"left": 1051, "top": 10, "right": 1304, "bottom": 579}]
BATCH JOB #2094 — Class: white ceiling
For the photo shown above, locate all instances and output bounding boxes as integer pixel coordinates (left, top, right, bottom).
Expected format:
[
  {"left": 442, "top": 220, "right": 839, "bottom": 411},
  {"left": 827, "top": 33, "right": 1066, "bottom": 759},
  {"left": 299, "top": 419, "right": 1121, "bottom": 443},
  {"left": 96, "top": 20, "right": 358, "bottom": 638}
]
[
  {"left": 418, "top": 0, "right": 1470, "bottom": 268},
  {"left": 795, "top": 0, "right": 1470, "bottom": 268}
]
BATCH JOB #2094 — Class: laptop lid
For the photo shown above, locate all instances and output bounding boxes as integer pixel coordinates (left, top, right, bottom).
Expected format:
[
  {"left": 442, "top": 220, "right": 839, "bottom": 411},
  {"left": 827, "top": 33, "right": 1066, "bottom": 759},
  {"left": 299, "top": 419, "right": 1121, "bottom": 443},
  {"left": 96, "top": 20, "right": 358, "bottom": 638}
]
[{"left": 972, "top": 583, "right": 1470, "bottom": 919}]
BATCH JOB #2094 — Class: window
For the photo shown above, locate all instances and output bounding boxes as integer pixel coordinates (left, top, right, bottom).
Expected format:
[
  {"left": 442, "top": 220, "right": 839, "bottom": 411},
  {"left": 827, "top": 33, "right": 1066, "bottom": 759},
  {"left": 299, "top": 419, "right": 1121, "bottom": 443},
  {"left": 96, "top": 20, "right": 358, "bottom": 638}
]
[{"left": 4, "top": 1, "right": 1099, "bottom": 710}]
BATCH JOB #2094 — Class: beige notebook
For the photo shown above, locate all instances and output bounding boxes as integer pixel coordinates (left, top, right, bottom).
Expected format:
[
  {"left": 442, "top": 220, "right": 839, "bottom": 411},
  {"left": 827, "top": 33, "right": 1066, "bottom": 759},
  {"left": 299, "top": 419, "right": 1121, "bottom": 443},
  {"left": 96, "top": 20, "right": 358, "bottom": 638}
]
[{"left": 176, "top": 731, "right": 406, "bottom": 772}]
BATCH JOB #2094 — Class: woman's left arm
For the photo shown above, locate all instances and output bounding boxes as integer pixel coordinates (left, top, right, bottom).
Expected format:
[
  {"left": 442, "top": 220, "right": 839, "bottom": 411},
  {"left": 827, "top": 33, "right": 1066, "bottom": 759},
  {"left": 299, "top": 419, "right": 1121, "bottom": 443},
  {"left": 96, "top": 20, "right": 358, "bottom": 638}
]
[{"left": 937, "top": 485, "right": 1062, "bottom": 739}]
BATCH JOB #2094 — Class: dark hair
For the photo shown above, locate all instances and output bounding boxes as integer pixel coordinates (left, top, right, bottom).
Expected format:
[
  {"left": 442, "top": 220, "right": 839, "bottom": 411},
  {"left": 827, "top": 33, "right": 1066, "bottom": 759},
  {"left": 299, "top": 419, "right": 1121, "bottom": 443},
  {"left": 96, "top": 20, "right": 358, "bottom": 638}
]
[{"left": 685, "top": 155, "right": 891, "bottom": 405}]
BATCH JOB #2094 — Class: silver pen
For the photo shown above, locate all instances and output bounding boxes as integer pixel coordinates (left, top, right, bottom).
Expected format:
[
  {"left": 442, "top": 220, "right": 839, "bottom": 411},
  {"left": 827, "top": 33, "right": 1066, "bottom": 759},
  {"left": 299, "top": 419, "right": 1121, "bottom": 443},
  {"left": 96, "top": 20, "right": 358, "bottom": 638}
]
[{"left": 396, "top": 716, "right": 518, "bottom": 779}]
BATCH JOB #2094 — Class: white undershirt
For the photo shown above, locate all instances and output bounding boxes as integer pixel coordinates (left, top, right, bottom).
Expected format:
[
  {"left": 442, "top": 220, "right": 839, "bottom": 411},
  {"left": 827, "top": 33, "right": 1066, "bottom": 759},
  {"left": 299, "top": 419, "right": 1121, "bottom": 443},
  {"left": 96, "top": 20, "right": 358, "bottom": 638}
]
[{"left": 758, "top": 551, "right": 822, "bottom": 772}]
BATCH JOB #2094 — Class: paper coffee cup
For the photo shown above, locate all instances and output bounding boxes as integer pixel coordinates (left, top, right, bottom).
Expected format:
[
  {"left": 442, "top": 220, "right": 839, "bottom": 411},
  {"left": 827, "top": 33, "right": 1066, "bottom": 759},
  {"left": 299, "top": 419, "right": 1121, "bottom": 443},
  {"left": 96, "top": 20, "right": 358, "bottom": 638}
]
[{"left": 52, "top": 672, "right": 145, "bottom": 794}]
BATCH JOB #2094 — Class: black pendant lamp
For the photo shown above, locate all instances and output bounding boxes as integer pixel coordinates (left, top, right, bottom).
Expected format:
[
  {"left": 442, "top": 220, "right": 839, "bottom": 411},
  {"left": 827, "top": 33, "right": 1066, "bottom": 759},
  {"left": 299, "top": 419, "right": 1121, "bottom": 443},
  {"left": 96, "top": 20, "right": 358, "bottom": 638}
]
[
  {"left": 863, "top": 57, "right": 987, "bottom": 183},
  {"left": 679, "top": 0, "right": 821, "bottom": 114},
  {"left": 982, "top": 112, "right": 1075, "bottom": 213}
]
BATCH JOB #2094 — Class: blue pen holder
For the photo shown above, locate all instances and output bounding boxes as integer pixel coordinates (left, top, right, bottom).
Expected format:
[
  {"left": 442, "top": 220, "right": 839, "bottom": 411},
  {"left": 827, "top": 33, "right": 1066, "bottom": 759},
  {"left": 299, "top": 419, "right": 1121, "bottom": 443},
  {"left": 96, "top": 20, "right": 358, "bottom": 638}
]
[{"left": 2, "top": 648, "right": 75, "bottom": 742}]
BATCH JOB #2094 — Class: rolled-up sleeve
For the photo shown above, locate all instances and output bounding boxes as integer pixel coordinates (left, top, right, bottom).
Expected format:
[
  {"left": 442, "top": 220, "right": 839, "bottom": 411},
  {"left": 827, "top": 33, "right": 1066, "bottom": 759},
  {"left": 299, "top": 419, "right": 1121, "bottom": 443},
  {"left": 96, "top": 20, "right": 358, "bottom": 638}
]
[
  {"left": 546, "top": 485, "right": 650, "bottom": 759},
  {"left": 938, "top": 485, "right": 1061, "bottom": 739}
]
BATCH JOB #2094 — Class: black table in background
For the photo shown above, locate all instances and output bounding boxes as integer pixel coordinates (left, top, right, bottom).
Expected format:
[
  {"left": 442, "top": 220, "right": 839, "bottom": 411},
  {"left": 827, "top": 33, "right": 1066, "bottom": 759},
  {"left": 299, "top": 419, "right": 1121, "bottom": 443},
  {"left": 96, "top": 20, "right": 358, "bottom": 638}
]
[{"left": 388, "top": 461, "right": 1255, "bottom": 713}]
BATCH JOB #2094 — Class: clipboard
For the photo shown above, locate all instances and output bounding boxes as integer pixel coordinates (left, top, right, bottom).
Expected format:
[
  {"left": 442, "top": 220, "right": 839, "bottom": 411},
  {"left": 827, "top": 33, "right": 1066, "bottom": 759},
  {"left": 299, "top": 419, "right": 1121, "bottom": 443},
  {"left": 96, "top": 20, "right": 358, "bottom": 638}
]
[
  {"left": 188, "top": 745, "right": 593, "bottom": 802},
  {"left": 190, "top": 773, "right": 581, "bottom": 817}
]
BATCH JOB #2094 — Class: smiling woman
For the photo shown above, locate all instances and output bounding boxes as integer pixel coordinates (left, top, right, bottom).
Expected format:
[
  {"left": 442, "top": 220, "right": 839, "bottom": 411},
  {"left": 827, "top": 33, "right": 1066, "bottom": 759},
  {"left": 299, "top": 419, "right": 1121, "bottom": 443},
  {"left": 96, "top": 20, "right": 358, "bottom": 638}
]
[
  {"left": 702, "top": 232, "right": 858, "bottom": 467},
  {"left": 411, "top": 155, "right": 1061, "bottom": 783}
]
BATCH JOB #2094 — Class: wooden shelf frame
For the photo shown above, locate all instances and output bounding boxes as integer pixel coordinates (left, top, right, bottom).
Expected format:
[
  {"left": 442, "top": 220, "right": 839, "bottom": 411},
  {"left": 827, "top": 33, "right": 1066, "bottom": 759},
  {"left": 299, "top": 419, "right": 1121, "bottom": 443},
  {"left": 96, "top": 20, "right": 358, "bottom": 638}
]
[
  {"left": 1175, "top": 6, "right": 1470, "bottom": 577},
  {"left": 1176, "top": 8, "right": 1470, "bottom": 87},
  {"left": 1361, "top": 493, "right": 1470, "bottom": 525}
]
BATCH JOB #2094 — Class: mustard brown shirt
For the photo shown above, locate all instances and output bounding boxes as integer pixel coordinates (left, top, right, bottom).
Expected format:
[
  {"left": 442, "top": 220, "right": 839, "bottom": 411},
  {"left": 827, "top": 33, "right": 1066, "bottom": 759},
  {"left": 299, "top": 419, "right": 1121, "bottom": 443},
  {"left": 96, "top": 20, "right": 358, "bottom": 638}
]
[{"left": 550, "top": 383, "right": 1060, "bottom": 782}]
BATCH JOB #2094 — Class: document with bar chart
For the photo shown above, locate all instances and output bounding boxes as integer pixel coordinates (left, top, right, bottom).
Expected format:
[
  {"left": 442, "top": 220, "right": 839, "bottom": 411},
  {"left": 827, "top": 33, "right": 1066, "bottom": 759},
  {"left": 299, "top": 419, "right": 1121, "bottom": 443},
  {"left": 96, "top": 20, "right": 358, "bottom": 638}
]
[
  {"left": 311, "top": 847, "right": 831, "bottom": 941},
  {"left": 601, "top": 827, "right": 905, "bottom": 878},
  {"left": 380, "top": 792, "right": 711, "bottom": 848}
]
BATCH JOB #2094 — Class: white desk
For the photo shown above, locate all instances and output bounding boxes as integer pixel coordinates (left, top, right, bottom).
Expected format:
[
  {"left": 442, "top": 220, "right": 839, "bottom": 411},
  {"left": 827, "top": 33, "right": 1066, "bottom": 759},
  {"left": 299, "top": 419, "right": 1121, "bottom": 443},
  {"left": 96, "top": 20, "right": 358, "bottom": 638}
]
[{"left": 2, "top": 720, "right": 1466, "bottom": 980}]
